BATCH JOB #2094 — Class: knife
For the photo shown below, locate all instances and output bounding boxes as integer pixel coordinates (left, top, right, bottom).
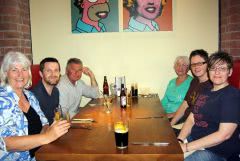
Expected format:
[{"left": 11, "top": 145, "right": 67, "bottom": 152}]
[
  {"left": 71, "top": 118, "right": 95, "bottom": 123},
  {"left": 132, "top": 142, "right": 169, "bottom": 146},
  {"left": 135, "top": 116, "right": 164, "bottom": 119}
]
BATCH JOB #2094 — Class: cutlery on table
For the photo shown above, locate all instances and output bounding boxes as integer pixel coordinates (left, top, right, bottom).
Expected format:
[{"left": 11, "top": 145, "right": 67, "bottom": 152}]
[
  {"left": 71, "top": 118, "right": 95, "bottom": 123},
  {"left": 131, "top": 142, "right": 169, "bottom": 146},
  {"left": 135, "top": 116, "right": 164, "bottom": 119}
]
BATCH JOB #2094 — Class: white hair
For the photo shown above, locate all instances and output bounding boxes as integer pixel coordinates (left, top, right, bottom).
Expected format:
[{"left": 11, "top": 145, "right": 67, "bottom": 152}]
[
  {"left": 0, "top": 51, "right": 32, "bottom": 88},
  {"left": 174, "top": 56, "right": 189, "bottom": 67}
]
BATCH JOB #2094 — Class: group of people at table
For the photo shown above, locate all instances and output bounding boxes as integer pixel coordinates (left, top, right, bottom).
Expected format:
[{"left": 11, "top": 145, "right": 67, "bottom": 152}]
[{"left": 0, "top": 50, "right": 239, "bottom": 161}]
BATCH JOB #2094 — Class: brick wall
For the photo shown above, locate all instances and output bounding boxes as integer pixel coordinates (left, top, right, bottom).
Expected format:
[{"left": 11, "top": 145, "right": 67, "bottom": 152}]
[
  {"left": 220, "top": 0, "right": 240, "bottom": 60},
  {"left": 0, "top": 0, "right": 32, "bottom": 64}
]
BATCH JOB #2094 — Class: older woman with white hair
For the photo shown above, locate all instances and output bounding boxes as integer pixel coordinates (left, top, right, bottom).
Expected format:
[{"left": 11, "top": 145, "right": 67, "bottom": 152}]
[
  {"left": 161, "top": 56, "right": 193, "bottom": 118},
  {"left": 0, "top": 51, "right": 70, "bottom": 161}
]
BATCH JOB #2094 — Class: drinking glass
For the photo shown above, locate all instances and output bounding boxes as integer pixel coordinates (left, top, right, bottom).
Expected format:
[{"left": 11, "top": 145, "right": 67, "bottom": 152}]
[
  {"left": 62, "top": 109, "right": 70, "bottom": 122},
  {"left": 103, "top": 96, "right": 113, "bottom": 114},
  {"left": 54, "top": 105, "right": 70, "bottom": 122},
  {"left": 54, "top": 105, "right": 62, "bottom": 121},
  {"left": 114, "top": 121, "right": 129, "bottom": 149}
]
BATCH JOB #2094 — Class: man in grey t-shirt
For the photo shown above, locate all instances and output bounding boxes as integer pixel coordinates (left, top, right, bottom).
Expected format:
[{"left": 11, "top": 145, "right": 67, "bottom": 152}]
[{"left": 57, "top": 58, "right": 99, "bottom": 118}]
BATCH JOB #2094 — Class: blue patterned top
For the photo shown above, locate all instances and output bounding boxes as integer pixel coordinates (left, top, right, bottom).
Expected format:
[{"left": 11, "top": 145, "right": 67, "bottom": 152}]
[{"left": 0, "top": 85, "right": 48, "bottom": 161}]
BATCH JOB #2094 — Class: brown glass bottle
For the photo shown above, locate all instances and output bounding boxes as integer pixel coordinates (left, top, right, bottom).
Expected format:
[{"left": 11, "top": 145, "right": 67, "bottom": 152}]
[
  {"left": 103, "top": 76, "right": 109, "bottom": 96},
  {"left": 120, "top": 84, "right": 126, "bottom": 108}
]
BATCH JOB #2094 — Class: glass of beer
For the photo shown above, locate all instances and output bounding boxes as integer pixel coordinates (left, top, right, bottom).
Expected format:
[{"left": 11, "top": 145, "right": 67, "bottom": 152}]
[
  {"left": 114, "top": 121, "right": 129, "bottom": 149},
  {"left": 54, "top": 105, "right": 62, "bottom": 121},
  {"left": 103, "top": 96, "right": 113, "bottom": 114},
  {"left": 62, "top": 109, "right": 70, "bottom": 122},
  {"left": 54, "top": 105, "right": 70, "bottom": 122}
]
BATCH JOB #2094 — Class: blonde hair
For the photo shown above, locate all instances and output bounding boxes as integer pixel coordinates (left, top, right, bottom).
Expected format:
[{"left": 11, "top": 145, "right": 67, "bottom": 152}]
[{"left": 0, "top": 51, "right": 32, "bottom": 88}]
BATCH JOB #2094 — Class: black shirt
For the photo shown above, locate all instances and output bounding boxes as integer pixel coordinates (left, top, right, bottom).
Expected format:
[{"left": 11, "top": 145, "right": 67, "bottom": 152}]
[
  {"left": 191, "top": 85, "right": 240, "bottom": 159},
  {"left": 23, "top": 105, "right": 42, "bottom": 158},
  {"left": 31, "top": 80, "right": 59, "bottom": 125}
]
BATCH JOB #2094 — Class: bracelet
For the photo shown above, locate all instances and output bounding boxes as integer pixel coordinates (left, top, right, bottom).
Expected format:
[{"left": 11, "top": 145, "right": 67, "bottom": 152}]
[
  {"left": 177, "top": 138, "right": 184, "bottom": 143},
  {"left": 186, "top": 143, "right": 189, "bottom": 152}
]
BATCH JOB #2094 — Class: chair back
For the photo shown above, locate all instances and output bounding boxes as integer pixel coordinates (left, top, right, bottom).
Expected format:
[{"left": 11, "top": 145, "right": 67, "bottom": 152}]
[
  {"left": 30, "top": 64, "right": 41, "bottom": 89},
  {"left": 229, "top": 60, "right": 240, "bottom": 89}
]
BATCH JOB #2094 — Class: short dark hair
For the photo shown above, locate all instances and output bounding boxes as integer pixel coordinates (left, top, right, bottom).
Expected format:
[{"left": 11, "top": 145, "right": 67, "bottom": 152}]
[
  {"left": 189, "top": 49, "right": 209, "bottom": 63},
  {"left": 40, "top": 57, "right": 60, "bottom": 72},
  {"left": 67, "top": 58, "right": 82, "bottom": 67},
  {"left": 208, "top": 51, "right": 233, "bottom": 69}
]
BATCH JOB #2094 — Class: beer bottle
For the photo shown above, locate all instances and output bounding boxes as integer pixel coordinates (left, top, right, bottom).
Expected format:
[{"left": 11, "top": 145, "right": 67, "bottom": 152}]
[
  {"left": 134, "top": 83, "right": 138, "bottom": 97},
  {"left": 103, "top": 76, "right": 109, "bottom": 96},
  {"left": 120, "top": 84, "right": 127, "bottom": 108}
]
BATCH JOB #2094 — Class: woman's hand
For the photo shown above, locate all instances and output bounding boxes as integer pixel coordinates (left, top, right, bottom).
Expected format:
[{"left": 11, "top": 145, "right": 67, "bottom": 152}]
[
  {"left": 43, "top": 120, "right": 71, "bottom": 144},
  {"left": 180, "top": 143, "right": 187, "bottom": 153}
]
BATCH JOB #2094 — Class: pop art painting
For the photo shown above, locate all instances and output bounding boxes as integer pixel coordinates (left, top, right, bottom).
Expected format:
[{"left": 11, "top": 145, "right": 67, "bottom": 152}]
[
  {"left": 123, "top": 0, "right": 172, "bottom": 32},
  {"left": 71, "top": 0, "right": 119, "bottom": 33}
]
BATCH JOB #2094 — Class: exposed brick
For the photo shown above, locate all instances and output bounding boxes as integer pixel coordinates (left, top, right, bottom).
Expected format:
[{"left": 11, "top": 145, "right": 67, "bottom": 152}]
[
  {"left": 230, "top": 40, "right": 240, "bottom": 48},
  {"left": 0, "top": 48, "right": 4, "bottom": 55},
  {"left": 0, "top": 32, "right": 3, "bottom": 39},
  {"left": 20, "top": 40, "right": 31, "bottom": 47},
  {"left": 23, "top": 33, "right": 31, "bottom": 39},
  {"left": 21, "top": 25, "right": 30, "bottom": 33},
  {"left": 0, "top": 23, "right": 18, "bottom": 31},
  {"left": 0, "top": 0, "right": 18, "bottom": 7},
  {"left": 0, "top": 39, "right": 19, "bottom": 47},
  {"left": 229, "top": 14, "right": 240, "bottom": 24},
  {"left": 4, "top": 47, "right": 21, "bottom": 54},
  {"left": 229, "top": 6, "right": 240, "bottom": 15},
  {"left": 230, "top": 0, "right": 240, "bottom": 6},
  {"left": 23, "top": 4, "right": 30, "bottom": 14},
  {"left": 3, "top": 15, "right": 22, "bottom": 23},
  {"left": 4, "top": 31, "right": 20, "bottom": 39},
  {"left": 22, "top": 18, "right": 30, "bottom": 26},
  {"left": 228, "top": 24, "right": 240, "bottom": 32},
  {"left": 230, "top": 48, "right": 240, "bottom": 55},
  {"left": 221, "top": 41, "right": 231, "bottom": 48},
  {"left": 0, "top": 6, "right": 18, "bottom": 15},
  {"left": 231, "top": 32, "right": 240, "bottom": 40},
  {"left": 221, "top": 17, "right": 228, "bottom": 25},
  {"left": 24, "top": 47, "right": 32, "bottom": 54},
  {"left": 221, "top": 26, "right": 226, "bottom": 33},
  {"left": 221, "top": 33, "right": 231, "bottom": 41}
]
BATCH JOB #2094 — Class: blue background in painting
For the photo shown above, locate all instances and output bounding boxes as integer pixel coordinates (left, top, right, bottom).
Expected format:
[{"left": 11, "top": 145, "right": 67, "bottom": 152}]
[{"left": 71, "top": 0, "right": 119, "bottom": 33}]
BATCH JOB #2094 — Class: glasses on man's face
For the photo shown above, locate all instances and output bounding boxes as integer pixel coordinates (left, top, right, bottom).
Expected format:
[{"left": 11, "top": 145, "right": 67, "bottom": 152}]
[
  {"left": 190, "top": 62, "right": 207, "bottom": 68},
  {"left": 209, "top": 66, "right": 229, "bottom": 72}
]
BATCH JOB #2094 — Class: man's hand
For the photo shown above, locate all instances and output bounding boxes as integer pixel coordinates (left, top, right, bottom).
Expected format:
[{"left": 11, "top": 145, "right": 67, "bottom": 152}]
[{"left": 83, "top": 67, "right": 94, "bottom": 78}]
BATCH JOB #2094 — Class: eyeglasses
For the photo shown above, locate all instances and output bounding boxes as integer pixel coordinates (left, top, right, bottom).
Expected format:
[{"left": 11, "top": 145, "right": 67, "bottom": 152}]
[
  {"left": 209, "top": 66, "right": 229, "bottom": 72},
  {"left": 190, "top": 62, "right": 207, "bottom": 68}
]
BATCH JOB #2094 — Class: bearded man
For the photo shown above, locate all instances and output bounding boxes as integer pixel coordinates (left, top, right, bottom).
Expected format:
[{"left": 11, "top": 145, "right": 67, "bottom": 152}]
[{"left": 31, "top": 57, "right": 61, "bottom": 124}]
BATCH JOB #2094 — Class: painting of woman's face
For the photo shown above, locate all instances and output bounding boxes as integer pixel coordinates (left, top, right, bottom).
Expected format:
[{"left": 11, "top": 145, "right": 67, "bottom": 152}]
[{"left": 136, "top": 0, "right": 161, "bottom": 20}]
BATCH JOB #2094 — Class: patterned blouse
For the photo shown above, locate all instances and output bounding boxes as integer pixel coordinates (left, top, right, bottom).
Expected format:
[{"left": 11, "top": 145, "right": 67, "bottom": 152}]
[{"left": 0, "top": 85, "right": 48, "bottom": 161}]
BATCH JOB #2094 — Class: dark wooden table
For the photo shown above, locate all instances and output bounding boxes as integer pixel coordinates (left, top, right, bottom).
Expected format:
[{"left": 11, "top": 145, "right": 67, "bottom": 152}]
[{"left": 35, "top": 96, "right": 183, "bottom": 161}]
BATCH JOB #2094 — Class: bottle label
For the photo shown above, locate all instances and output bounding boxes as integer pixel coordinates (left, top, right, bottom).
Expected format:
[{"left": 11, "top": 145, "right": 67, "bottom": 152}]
[{"left": 121, "top": 96, "right": 127, "bottom": 107}]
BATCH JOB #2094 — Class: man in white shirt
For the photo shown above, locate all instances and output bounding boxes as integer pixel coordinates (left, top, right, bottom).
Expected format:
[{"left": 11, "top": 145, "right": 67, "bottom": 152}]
[{"left": 57, "top": 58, "right": 99, "bottom": 118}]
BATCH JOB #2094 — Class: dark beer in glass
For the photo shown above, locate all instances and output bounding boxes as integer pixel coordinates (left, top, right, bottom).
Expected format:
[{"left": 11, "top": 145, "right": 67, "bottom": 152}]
[{"left": 114, "top": 122, "right": 128, "bottom": 149}]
